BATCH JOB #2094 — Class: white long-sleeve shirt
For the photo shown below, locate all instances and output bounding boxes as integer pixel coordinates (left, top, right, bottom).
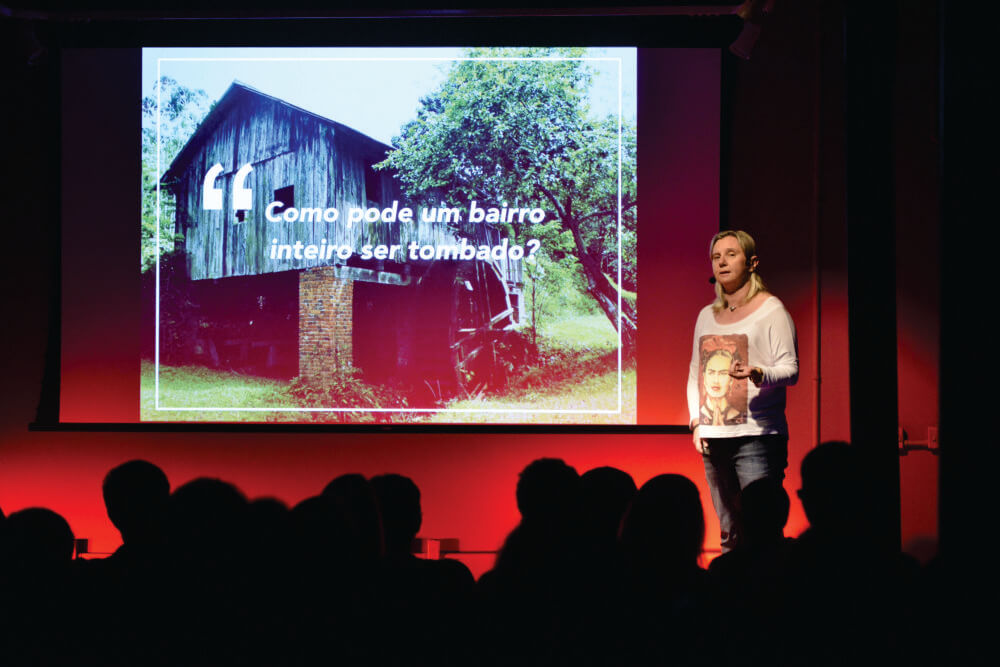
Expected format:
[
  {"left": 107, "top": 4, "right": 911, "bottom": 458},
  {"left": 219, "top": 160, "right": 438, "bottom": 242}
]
[{"left": 686, "top": 296, "right": 798, "bottom": 438}]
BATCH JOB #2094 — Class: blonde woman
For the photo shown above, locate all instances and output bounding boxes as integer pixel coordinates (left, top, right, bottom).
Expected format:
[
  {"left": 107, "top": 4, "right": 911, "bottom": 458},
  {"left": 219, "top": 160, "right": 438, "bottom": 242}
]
[{"left": 686, "top": 230, "right": 798, "bottom": 552}]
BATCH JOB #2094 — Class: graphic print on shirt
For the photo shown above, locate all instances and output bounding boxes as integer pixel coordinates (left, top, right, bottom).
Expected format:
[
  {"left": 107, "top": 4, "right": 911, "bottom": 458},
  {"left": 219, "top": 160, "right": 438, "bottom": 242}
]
[{"left": 698, "top": 334, "right": 749, "bottom": 426}]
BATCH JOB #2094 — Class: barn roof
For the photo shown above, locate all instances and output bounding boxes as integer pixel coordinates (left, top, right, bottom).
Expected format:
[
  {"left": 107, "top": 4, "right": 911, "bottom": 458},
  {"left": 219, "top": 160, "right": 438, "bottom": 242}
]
[{"left": 160, "top": 80, "right": 394, "bottom": 185}]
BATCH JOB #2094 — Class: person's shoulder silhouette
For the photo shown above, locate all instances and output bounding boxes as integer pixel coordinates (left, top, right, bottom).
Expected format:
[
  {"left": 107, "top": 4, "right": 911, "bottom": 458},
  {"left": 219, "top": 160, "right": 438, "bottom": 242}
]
[
  {"left": 783, "top": 441, "right": 919, "bottom": 665},
  {"left": 709, "top": 477, "right": 791, "bottom": 580},
  {"left": 490, "top": 457, "right": 582, "bottom": 580},
  {"left": 371, "top": 472, "right": 474, "bottom": 592}
]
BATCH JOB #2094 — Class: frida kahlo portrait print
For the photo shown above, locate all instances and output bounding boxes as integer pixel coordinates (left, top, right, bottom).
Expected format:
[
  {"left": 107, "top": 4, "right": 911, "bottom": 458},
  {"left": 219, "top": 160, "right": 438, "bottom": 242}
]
[{"left": 697, "top": 334, "right": 748, "bottom": 427}]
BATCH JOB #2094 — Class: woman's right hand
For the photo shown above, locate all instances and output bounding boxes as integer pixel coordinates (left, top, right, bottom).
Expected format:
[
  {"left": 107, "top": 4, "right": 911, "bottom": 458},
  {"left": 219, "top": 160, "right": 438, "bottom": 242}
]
[{"left": 692, "top": 425, "right": 708, "bottom": 454}]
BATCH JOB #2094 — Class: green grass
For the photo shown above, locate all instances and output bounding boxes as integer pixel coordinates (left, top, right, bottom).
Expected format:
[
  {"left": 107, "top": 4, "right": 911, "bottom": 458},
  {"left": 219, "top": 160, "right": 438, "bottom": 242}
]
[
  {"left": 141, "top": 360, "right": 302, "bottom": 422},
  {"left": 421, "top": 365, "right": 636, "bottom": 424},
  {"left": 537, "top": 313, "right": 618, "bottom": 351},
  {"left": 141, "top": 311, "right": 635, "bottom": 424},
  {"left": 420, "top": 313, "right": 636, "bottom": 424}
]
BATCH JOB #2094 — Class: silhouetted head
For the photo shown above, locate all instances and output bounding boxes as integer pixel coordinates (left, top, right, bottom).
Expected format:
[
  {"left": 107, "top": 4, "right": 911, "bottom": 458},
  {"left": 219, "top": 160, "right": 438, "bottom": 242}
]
[
  {"left": 321, "top": 473, "right": 384, "bottom": 562},
  {"left": 247, "top": 497, "right": 291, "bottom": 555},
  {"left": 248, "top": 497, "right": 289, "bottom": 532},
  {"left": 169, "top": 477, "right": 248, "bottom": 562},
  {"left": 798, "top": 441, "right": 865, "bottom": 534},
  {"left": 739, "top": 478, "right": 790, "bottom": 547},
  {"left": 370, "top": 474, "right": 422, "bottom": 558},
  {"left": 1, "top": 507, "right": 75, "bottom": 569},
  {"left": 580, "top": 466, "right": 637, "bottom": 542},
  {"left": 291, "top": 495, "right": 347, "bottom": 566},
  {"left": 103, "top": 459, "right": 170, "bottom": 544},
  {"left": 620, "top": 474, "right": 705, "bottom": 571},
  {"left": 515, "top": 458, "right": 580, "bottom": 525}
]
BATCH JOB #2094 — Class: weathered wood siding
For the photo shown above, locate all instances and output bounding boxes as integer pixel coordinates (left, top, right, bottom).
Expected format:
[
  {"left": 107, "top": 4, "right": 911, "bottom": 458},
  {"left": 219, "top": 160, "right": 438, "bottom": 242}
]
[{"left": 176, "top": 89, "right": 518, "bottom": 282}]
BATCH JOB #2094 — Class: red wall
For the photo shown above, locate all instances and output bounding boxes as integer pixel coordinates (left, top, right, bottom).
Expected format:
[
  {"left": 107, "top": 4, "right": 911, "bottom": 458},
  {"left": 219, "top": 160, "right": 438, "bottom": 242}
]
[{"left": 893, "top": 2, "right": 941, "bottom": 553}]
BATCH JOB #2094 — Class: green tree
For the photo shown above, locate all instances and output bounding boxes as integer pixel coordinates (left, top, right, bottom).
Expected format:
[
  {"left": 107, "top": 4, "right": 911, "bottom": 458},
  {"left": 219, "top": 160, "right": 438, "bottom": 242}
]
[
  {"left": 141, "top": 76, "right": 210, "bottom": 272},
  {"left": 377, "top": 47, "right": 638, "bottom": 355}
]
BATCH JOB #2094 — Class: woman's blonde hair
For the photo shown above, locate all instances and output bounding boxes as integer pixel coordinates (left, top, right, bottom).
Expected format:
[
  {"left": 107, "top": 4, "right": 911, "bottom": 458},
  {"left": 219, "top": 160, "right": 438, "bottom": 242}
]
[{"left": 710, "top": 230, "right": 767, "bottom": 313}]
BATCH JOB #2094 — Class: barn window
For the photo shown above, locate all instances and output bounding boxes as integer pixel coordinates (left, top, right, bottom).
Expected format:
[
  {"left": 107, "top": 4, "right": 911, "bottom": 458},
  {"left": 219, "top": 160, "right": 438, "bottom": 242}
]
[
  {"left": 364, "top": 165, "right": 379, "bottom": 204},
  {"left": 236, "top": 210, "right": 246, "bottom": 222},
  {"left": 274, "top": 186, "right": 294, "bottom": 214}
]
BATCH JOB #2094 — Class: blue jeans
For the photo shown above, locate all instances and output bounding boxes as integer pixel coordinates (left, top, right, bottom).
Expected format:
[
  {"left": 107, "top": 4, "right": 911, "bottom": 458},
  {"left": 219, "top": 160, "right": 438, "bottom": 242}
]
[{"left": 702, "top": 435, "right": 788, "bottom": 552}]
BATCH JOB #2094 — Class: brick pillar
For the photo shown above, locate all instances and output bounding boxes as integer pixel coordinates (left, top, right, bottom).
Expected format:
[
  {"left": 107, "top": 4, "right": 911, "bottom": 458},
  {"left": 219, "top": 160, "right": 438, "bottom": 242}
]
[{"left": 299, "top": 267, "right": 353, "bottom": 383}]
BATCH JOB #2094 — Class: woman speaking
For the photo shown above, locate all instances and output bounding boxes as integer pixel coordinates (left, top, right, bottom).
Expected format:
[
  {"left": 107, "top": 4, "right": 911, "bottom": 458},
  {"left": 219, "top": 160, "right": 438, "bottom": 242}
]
[{"left": 687, "top": 230, "right": 798, "bottom": 552}]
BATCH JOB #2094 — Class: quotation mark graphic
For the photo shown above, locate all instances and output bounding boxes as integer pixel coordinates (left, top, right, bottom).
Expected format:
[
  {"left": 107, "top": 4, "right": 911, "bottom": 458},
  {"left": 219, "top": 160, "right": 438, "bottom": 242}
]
[{"left": 202, "top": 162, "right": 254, "bottom": 211}]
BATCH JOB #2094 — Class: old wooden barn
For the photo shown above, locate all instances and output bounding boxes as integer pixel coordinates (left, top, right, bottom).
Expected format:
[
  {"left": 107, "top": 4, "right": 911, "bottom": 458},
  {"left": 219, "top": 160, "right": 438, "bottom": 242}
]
[{"left": 161, "top": 81, "right": 523, "bottom": 395}]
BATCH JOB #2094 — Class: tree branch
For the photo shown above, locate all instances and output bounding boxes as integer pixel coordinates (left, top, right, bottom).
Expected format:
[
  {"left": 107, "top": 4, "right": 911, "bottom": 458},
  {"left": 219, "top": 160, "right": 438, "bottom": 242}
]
[{"left": 575, "top": 199, "right": 637, "bottom": 225}]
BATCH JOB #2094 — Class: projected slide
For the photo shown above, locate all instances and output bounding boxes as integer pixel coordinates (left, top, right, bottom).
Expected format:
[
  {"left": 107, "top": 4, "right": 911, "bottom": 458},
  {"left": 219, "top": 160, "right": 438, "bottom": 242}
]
[{"left": 141, "top": 47, "right": 637, "bottom": 423}]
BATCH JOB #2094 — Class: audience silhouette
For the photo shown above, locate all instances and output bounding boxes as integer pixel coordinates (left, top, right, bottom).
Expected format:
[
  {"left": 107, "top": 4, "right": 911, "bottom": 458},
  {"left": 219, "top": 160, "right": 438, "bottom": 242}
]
[
  {"left": 321, "top": 472, "right": 384, "bottom": 564},
  {"left": 579, "top": 465, "right": 636, "bottom": 555},
  {"left": 706, "top": 477, "right": 793, "bottom": 665},
  {"left": 783, "top": 442, "right": 920, "bottom": 666},
  {"left": 0, "top": 507, "right": 78, "bottom": 665},
  {"left": 87, "top": 460, "right": 172, "bottom": 667},
  {"left": 102, "top": 459, "right": 170, "bottom": 565},
  {"left": 245, "top": 496, "right": 293, "bottom": 667},
  {"left": 370, "top": 473, "right": 474, "bottom": 666},
  {"left": 478, "top": 458, "right": 590, "bottom": 665},
  {"left": 1, "top": 506, "right": 75, "bottom": 568},
  {"left": 169, "top": 477, "right": 253, "bottom": 666},
  {"left": 0, "top": 447, "right": 942, "bottom": 666},
  {"left": 618, "top": 473, "right": 715, "bottom": 665}
]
